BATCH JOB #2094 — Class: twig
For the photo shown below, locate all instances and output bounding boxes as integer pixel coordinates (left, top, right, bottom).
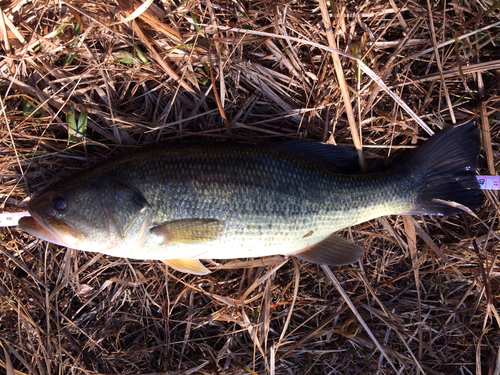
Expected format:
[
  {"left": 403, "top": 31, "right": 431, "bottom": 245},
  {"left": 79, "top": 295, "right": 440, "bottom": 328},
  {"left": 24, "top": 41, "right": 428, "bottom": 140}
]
[{"left": 321, "top": 265, "right": 399, "bottom": 372}]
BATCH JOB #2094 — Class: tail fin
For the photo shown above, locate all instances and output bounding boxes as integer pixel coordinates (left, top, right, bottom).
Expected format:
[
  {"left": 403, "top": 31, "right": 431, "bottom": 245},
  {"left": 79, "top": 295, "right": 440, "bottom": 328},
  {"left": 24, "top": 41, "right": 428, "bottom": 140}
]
[{"left": 402, "top": 118, "right": 483, "bottom": 216}]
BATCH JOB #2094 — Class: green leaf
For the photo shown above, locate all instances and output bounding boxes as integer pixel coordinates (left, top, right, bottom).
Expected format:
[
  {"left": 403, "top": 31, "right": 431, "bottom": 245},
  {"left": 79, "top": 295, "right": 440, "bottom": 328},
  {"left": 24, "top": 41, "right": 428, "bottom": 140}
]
[
  {"left": 115, "top": 51, "right": 138, "bottom": 65},
  {"left": 66, "top": 105, "right": 77, "bottom": 142},
  {"left": 66, "top": 105, "right": 87, "bottom": 142},
  {"left": 189, "top": 12, "right": 203, "bottom": 36},
  {"left": 166, "top": 42, "right": 193, "bottom": 51},
  {"left": 453, "top": 93, "right": 470, "bottom": 105},
  {"left": 21, "top": 99, "right": 41, "bottom": 118},
  {"left": 330, "top": 0, "right": 336, "bottom": 13},
  {"left": 198, "top": 75, "right": 209, "bottom": 85},
  {"left": 134, "top": 45, "right": 149, "bottom": 64},
  {"left": 64, "top": 22, "right": 82, "bottom": 65},
  {"left": 55, "top": 23, "right": 67, "bottom": 35},
  {"left": 114, "top": 57, "right": 135, "bottom": 65},
  {"left": 64, "top": 53, "right": 76, "bottom": 66},
  {"left": 78, "top": 108, "right": 88, "bottom": 135},
  {"left": 69, "top": 23, "right": 81, "bottom": 48}
]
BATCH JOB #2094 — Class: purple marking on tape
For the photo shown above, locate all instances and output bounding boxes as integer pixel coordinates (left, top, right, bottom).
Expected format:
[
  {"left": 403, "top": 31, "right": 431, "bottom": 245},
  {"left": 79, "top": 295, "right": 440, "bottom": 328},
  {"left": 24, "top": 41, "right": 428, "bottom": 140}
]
[
  {"left": 0, "top": 211, "right": 30, "bottom": 227},
  {"left": 476, "top": 175, "right": 500, "bottom": 190}
]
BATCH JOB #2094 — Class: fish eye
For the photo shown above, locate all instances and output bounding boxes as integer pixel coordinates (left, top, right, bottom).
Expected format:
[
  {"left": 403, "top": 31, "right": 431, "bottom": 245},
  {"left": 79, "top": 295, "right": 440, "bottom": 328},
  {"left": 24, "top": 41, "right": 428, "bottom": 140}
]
[{"left": 51, "top": 194, "right": 67, "bottom": 211}]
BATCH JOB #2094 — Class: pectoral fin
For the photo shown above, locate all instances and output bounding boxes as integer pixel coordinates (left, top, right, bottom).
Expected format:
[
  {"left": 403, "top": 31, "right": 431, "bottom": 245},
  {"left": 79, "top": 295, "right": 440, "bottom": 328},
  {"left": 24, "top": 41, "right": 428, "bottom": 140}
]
[
  {"left": 293, "top": 234, "right": 364, "bottom": 266},
  {"left": 162, "top": 259, "right": 211, "bottom": 275},
  {"left": 151, "top": 219, "right": 223, "bottom": 244}
]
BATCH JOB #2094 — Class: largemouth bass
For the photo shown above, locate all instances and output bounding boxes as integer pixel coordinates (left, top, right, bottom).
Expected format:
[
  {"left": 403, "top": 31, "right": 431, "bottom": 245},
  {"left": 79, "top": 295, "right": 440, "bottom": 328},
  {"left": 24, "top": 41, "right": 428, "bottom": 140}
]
[{"left": 19, "top": 119, "right": 483, "bottom": 274}]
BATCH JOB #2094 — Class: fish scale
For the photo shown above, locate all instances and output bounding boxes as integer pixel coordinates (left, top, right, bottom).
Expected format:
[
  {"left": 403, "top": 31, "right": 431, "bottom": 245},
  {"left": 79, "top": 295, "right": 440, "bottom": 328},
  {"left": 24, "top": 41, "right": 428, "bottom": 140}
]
[
  {"left": 33, "top": 146, "right": 405, "bottom": 257},
  {"left": 19, "top": 119, "right": 483, "bottom": 274}
]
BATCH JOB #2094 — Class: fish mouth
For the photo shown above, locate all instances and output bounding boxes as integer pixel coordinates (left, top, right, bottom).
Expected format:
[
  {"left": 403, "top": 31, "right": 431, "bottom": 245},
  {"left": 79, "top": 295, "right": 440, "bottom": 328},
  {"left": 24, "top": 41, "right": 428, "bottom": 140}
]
[{"left": 18, "top": 211, "right": 80, "bottom": 247}]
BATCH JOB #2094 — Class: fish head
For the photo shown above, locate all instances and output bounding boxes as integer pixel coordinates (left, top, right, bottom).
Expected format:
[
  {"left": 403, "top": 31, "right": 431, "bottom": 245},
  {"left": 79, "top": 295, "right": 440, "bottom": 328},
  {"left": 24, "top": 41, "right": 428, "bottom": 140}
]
[
  {"left": 20, "top": 189, "right": 81, "bottom": 247},
  {"left": 19, "top": 176, "right": 149, "bottom": 254}
]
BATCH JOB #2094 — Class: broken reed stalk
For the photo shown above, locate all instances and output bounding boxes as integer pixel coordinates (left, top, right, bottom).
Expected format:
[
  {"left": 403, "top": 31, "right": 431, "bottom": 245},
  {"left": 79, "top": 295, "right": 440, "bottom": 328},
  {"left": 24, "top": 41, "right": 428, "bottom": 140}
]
[{"left": 317, "top": 0, "right": 365, "bottom": 170}]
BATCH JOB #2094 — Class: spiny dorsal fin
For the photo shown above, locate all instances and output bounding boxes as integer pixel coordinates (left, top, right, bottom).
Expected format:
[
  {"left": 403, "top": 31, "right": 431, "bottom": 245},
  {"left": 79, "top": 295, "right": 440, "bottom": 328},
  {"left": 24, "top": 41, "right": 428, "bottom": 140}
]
[
  {"left": 292, "top": 233, "right": 364, "bottom": 266},
  {"left": 162, "top": 259, "right": 211, "bottom": 275},
  {"left": 151, "top": 219, "right": 223, "bottom": 244}
]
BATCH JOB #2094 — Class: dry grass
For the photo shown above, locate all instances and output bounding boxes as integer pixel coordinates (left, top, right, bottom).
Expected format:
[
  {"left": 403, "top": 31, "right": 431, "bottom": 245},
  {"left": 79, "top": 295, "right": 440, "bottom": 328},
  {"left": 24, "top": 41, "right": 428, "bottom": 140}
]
[{"left": 1, "top": 0, "right": 500, "bottom": 374}]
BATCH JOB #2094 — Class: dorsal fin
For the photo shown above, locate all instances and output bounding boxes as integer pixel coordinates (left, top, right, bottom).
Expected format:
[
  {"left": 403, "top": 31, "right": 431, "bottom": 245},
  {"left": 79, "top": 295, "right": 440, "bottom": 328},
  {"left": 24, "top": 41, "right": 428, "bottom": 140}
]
[{"left": 274, "top": 141, "right": 360, "bottom": 173}]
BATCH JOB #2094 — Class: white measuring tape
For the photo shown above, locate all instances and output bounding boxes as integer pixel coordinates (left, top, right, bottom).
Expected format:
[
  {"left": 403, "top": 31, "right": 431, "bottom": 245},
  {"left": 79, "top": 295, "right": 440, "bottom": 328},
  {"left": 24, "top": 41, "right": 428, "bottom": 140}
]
[
  {"left": 476, "top": 175, "right": 500, "bottom": 190},
  {"left": 0, "top": 211, "right": 31, "bottom": 227},
  {"left": 0, "top": 175, "right": 498, "bottom": 227}
]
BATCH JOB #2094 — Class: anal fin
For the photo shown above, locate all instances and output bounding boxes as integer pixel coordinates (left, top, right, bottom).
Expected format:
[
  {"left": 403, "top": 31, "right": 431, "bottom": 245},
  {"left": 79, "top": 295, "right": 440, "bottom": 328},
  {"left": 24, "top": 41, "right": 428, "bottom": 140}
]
[
  {"left": 162, "top": 259, "right": 211, "bottom": 275},
  {"left": 293, "top": 233, "right": 364, "bottom": 266}
]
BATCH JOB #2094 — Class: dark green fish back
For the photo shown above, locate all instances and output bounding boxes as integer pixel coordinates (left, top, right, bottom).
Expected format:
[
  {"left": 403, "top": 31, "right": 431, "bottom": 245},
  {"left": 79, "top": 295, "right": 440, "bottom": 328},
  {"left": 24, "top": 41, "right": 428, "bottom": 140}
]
[{"left": 90, "top": 143, "right": 413, "bottom": 236}]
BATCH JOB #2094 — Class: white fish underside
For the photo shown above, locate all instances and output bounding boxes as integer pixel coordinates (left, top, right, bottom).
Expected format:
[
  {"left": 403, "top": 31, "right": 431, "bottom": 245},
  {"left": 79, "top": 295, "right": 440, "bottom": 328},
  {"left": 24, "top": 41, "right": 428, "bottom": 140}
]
[{"left": 99, "top": 189, "right": 412, "bottom": 261}]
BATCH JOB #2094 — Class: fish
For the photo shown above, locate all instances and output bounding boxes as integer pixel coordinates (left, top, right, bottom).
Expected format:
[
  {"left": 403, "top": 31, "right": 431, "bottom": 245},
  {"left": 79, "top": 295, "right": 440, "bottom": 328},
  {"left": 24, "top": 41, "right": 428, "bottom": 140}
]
[{"left": 19, "top": 118, "right": 483, "bottom": 275}]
